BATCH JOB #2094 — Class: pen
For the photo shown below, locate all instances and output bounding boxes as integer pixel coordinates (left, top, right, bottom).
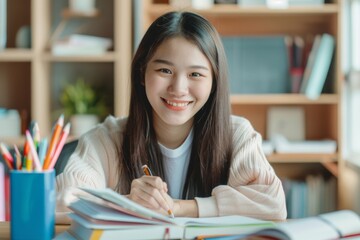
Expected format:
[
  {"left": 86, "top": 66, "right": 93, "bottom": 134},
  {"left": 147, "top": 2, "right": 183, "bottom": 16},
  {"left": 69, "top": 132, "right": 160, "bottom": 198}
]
[{"left": 141, "top": 164, "right": 174, "bottom": 218}]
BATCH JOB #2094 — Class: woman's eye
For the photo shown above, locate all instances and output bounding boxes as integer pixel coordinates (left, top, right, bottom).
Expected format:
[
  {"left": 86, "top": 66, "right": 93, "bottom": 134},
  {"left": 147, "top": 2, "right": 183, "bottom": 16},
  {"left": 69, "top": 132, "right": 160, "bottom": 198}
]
[
  {"left": 159, "top": 68, "right": 172, "bottom": 74},
  {"left": 190, "top": 72, "right": 202, "bottom": 77}
]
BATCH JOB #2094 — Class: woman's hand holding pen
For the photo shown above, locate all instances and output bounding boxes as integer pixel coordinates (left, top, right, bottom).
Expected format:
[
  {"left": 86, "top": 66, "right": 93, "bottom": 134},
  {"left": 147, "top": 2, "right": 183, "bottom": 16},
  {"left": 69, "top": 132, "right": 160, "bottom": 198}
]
[{"left": 128, "top": 175, "right": 175, "bottom": 217}]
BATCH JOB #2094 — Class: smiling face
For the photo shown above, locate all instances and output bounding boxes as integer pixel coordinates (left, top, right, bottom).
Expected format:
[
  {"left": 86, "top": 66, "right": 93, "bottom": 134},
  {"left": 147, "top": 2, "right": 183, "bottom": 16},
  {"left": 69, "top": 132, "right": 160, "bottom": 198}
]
[{"left": 144, "top": 36, "right": 213, "bottom": 132}]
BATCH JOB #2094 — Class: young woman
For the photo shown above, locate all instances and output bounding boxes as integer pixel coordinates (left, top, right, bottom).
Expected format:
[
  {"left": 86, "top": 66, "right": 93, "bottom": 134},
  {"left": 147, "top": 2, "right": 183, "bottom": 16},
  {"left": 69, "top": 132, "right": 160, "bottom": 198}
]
[{"left": 56, "top": 11, "right": 287, "bottom": 223}]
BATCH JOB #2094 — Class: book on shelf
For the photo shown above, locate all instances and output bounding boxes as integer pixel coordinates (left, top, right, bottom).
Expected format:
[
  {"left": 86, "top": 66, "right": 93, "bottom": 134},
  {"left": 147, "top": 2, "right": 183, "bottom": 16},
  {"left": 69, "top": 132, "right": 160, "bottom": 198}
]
[
  {"left": 282, "top": 175, "right": 336, "bottom": 219},
  {"left": 65, "top": 187, "right": 274, "bottom": 240},
  {"left": 272, "top": 134, "right": 337, "bottom": 154},
  {"left": 222, "top": 36, "right": 290, "bottom": 94},
  {"left": 300, "top": 33, "right": 335, "bottom": 100},
  {"left": 51, "top": 34, "right": 112, "bottom": 56},
  {"left": 198, "top": 210, "right": 360, "bottom": 240}
]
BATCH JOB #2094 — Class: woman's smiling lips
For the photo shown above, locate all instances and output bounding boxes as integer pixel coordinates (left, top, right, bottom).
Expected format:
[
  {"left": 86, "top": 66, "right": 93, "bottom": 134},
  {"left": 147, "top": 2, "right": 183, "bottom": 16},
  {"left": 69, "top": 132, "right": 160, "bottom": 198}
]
[{"left": 161, "top": 98, "right": 193, "bottom": 111}]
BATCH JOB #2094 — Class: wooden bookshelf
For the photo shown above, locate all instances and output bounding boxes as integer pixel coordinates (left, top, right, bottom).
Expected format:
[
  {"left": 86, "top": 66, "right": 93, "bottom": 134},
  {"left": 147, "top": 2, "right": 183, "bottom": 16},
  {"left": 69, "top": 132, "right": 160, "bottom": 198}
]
[
  {"left": 139, "top": 0, "right": 344, "bottom": 213},
  {"left": 0, "top": 0, "right": 132, "bottom": 141}
]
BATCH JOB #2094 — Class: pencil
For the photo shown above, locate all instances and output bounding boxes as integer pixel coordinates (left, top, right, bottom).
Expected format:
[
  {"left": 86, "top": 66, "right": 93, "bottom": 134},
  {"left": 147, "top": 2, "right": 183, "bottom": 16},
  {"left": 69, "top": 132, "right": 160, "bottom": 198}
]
[
  {"left": 38, "top": 138, "right": 48, "bottom": 167},
  {"left": 26, "top": 152, "right": 32, "bottom": 171},
  {"left": 141, "top": 164, "right": 174, "bottom": 218},
  {"left": 0, "top": 143, "right": 14, "bottom": 170},
  {"left": 22, "top": 141, "right": 29, "bottom": 170},
  {"left": 47, "top": 123, "right": 70, "bottom": 170},
  {"left": 25, "top": 130, "right": 42, "bottom": 171},
  {"left": 13, "top": 145, "right": 22, "bottom": 170},
  {"left": 33, "top": 122, "right": 40, "bottom": 151},
  {"left": 43, "top": 114, "right": 64, "bottom": 169}
]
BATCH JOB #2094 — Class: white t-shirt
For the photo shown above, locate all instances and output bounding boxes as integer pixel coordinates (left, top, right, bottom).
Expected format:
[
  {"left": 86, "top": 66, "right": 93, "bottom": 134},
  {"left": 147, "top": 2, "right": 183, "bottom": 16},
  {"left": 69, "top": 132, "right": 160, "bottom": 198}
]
[{"left": 159, "top": 129, "right": 193, "bottom": 199}]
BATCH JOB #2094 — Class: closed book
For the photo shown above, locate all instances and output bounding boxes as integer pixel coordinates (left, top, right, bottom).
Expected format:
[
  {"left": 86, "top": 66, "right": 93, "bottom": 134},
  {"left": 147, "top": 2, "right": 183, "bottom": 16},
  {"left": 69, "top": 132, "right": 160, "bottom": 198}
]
[
  {"left": 300, "top": 34, "right": 335, "bottom": 99},
  {"left": 65, "top": 188, "right": 273, "bottom": 240}
]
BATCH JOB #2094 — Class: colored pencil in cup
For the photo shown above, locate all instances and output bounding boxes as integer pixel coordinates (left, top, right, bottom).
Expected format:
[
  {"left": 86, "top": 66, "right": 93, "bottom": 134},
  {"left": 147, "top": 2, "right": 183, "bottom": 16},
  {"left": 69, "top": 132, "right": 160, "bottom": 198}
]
[
  {"left": 43, "top": 114, "right": 64, "bottom": 169},
  {"left": 38, "top": 138, "right": 48, "bottom": 167},
  {"left": 47, "top": 122, "right": 71, "bottom": 170},
  {"left": 25, "top": 130, "right": 42, "bottom": 171},
  {"left": 22, "top": 140, "right": 30, "bottom": 170},
  {"left": 0, "top": 143, "right": 14, "bottom": 170},
  {"left": 13, "top": 145, "right": 22, "bottom": 170},
  {"left": 26, "top": 152, "right": 32, "bottom": 171},
  {"left": 33, "top": 122, "right": 41, "bottom": 151}
]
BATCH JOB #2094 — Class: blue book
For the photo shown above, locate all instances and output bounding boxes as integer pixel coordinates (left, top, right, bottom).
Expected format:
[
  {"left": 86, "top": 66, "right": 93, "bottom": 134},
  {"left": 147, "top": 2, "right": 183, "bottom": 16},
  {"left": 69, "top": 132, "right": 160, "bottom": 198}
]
[
  {"left": 300, "top": 34, "right": 335, "bottom": 99},
  {"left": 222, "top": 36, "right": 290, "bottom": 94}
]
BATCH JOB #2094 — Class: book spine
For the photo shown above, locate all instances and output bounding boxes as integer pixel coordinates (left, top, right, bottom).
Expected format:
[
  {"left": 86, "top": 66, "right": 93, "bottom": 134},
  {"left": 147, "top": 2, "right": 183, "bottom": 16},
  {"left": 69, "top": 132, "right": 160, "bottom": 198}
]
[{"left": 304, "top": 34, "right": 335, "bottom": 99}]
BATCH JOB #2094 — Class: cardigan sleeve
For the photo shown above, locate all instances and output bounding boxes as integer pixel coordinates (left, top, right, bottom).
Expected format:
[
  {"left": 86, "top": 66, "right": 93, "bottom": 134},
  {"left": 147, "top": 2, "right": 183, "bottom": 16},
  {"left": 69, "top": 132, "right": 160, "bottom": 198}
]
[
  {"left": 195, "top": 118, "right": 287, "bottom": 221},
  {"left": 55, "top": 117, "right": 123, "bottom": 223}
]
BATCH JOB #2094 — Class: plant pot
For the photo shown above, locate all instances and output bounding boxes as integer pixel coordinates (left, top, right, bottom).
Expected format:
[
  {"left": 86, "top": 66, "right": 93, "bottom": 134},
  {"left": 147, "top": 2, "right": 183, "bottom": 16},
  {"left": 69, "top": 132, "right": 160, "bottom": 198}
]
[{"left": 70, "top": 114, "right": 99, "bottom": 137}]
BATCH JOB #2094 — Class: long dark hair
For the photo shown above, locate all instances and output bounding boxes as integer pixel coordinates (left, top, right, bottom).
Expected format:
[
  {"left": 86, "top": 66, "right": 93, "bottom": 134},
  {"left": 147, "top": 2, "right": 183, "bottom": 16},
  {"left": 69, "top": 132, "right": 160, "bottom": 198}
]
[{"left": 119, "top": 11, "right": 232, "bottom": 198}]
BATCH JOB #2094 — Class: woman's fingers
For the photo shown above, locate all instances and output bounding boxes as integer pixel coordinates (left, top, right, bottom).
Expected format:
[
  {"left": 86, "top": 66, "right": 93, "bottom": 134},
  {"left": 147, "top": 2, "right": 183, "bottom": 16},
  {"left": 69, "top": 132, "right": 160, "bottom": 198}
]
[
  {"left": 142, "top": 175, "right": 168, "bottom": 192},
  {"left": 129, "top": 176, "right": 173, "bottom": 214}
]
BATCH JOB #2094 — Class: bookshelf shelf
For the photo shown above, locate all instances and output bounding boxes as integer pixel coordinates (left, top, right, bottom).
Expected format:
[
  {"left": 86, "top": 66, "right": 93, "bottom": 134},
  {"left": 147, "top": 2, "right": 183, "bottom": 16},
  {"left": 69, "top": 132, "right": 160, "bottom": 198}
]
[
  {"left": 43, "top": 52, "right": 116, "bottom": 62},
  {"left": 268, "top": 154, "right": 339, "bottom": 177},
  {"left": 0, "top": 49, "right": 33, "bottom": 61},
  {"left": 61, "top": 9, "right": 100, "bottom": 19},
  {"left": 146, "top": 4, "right": 339, "bottom": 16},
  {"left": 267, "top": 153, "right": 338, "bottom": 163},
  {"left": 230, "top": 94, "right": 339, "bottom": 104}
]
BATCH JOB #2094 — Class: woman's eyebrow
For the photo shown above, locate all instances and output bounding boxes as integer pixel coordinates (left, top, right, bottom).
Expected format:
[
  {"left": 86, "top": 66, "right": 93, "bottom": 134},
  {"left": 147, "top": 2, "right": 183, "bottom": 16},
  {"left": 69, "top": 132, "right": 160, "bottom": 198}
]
[
  {"left": 152, "top": 59, "right": 174, "bottom": 66},
  {"left": 189, "top": 65, "right": 210, "bottom": 71},
  {"left": 153, "top": 59, "right": 209, "bottom": 71}
]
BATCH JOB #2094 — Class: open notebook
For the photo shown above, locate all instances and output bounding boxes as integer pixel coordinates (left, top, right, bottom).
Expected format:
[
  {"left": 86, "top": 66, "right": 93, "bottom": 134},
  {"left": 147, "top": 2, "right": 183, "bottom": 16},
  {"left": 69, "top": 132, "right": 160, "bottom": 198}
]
[
  {"left": 66, "top": 187, "right": 274, "bottom": 240},
  {"left": 198, "top": 210, "right": 360, "bottom": 240}
]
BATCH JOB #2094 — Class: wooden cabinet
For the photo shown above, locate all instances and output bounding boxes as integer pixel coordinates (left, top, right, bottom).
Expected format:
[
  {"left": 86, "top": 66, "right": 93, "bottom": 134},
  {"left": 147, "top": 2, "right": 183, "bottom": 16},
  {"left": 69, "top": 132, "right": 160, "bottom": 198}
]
[
  {"left": 138, "top": 0, "right": 344, "bottom": 214},
  {"left": 0, "top": 0, "right": 132, "bottom": 140}
]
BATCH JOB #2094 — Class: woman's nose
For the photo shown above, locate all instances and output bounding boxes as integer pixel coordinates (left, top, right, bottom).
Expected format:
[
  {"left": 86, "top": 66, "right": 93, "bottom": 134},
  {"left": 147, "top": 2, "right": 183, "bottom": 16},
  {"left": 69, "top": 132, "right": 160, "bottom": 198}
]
[{"left": 168, "top": 74, "right": 189, "bottom": 96}]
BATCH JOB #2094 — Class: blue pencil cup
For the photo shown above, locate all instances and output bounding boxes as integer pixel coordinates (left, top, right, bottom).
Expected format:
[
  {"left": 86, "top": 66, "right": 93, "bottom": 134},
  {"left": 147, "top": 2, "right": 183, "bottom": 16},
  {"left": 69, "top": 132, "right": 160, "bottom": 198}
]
[{"left": 10, "top": 170, "right": 55, "bottom": 240}]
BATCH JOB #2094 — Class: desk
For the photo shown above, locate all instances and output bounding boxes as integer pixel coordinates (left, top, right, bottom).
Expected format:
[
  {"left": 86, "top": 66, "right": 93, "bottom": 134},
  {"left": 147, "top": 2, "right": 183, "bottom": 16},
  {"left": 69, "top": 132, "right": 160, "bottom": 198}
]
[{"left": 0, "top": 222, "right": 69, "bottom": 239}]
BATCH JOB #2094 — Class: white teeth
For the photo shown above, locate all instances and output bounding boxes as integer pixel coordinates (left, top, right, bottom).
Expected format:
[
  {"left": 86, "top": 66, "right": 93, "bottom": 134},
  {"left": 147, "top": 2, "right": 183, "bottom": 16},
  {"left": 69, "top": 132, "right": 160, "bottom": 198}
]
[{"left": 166, "top": 100, "right": 188, "bottom": 107}]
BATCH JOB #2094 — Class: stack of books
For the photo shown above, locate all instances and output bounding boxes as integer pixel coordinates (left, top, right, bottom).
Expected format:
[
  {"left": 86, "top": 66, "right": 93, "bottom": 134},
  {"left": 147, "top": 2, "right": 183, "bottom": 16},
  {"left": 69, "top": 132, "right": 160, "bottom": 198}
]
[
  {"left": 52, "top": 34, "right": 112, "bottom": 56},
  {"left": 62, "top": 188, "right": 273, "bottom": 240}
]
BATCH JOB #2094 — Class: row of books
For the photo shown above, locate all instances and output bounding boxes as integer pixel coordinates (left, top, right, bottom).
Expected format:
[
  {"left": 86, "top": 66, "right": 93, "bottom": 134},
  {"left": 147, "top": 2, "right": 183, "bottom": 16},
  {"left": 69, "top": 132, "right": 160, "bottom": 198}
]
[
  {"left": 282, "top": 175, "right": 337, "bottom": 219},
  {"left": 55, "top": 187, "right": 360, "bottom": 240},
  {"left": 223, "top": 33, "right": 335, "bottom": 99}
]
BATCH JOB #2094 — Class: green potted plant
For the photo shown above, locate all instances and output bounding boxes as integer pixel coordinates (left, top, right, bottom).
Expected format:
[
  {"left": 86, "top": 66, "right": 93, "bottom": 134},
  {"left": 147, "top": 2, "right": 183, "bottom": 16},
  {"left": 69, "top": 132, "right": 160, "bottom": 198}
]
[{"left": 60, "top": 78, "right": 108, "bottom": 137}]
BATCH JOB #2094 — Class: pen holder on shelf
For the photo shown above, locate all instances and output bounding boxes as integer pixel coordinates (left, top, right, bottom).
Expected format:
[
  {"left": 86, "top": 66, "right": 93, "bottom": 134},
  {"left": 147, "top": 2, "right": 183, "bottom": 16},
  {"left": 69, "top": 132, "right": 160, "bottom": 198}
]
[{"left": 10, "top": 170, "right": 55, "bottom": 240}]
